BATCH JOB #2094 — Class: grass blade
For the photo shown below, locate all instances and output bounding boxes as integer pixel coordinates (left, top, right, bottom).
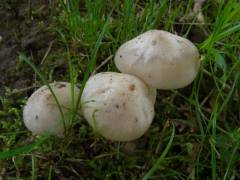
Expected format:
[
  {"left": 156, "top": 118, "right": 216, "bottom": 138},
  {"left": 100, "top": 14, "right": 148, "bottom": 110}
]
[
  {"left": 142, "top": 123, "right": 175, "bottom": 180},
  {"left": 31, "top": 155, "right": 36, "bottom": 180},
  {"left": 0, "top": 137, "right": 47, "bottom": 159},
  {"left": 75, "top": 10, "right": 113, "bottom": 112}
]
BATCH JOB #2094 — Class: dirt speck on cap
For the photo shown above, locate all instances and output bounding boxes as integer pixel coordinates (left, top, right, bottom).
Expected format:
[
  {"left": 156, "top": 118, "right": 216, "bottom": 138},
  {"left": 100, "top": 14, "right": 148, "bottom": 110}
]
[
  {"left": 128, "top": 84, "right": 135, "bottom": 91},
  {"left": 134, "top": 117, "right": 138, "bottom": 122},
  {"left": 151, "top": 40, "right": 157, "bottom": 46}
]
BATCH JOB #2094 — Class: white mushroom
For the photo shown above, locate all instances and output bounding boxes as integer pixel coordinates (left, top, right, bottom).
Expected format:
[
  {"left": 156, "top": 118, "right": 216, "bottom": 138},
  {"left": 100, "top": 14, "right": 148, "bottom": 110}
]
[
  {"left": 81, "top": 72, "right": 156, "bottom": 141},
  {"left": 23, "top": 82, "right": 80, "bottom": 136},
  {"left": 114, "top": 30, "right": 200, "bottom": 90}
]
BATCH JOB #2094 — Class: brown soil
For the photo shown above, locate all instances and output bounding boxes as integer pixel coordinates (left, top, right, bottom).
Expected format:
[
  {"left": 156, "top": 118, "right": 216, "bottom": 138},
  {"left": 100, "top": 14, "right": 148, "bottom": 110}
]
[{"left": 0, "top": 0, "right": 55, "bottom": 96}]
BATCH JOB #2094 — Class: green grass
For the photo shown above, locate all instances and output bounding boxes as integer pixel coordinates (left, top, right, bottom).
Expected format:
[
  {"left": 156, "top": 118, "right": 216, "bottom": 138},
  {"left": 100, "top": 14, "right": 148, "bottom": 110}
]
[{"left": 0, "top": 0, "right": 240, "bottom": 179}]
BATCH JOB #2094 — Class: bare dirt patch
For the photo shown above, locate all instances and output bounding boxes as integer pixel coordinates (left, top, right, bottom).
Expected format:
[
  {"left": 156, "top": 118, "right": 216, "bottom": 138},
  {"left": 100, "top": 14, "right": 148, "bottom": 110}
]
[{"left": 0, "top": 0, "right": 55, "bottom": 95}]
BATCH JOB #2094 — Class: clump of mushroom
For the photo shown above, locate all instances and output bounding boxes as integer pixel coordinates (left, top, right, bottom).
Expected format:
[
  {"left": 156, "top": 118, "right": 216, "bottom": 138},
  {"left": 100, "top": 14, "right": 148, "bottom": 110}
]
[
  {"left": 81, "top": 72, "right": 156, "bottom": 141},
  {"left": 23, "top": 82, "right": 80, "bottom": 136},
  {"left": 23, "top": 29, "right": 200, "bottom": 142},
  {"left": 114, "top": 30, "right": 200, "bottom": 90}
]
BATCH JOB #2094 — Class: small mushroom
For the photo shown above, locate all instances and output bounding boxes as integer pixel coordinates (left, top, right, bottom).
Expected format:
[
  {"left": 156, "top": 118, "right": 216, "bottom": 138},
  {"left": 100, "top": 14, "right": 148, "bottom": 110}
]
[
  {"left": 81, "top": 72, "right": 156, "bottom": 141},
  {"left": 23, "top": 82, "right": 80, "bottom": 136},
  {"left": 114, "top": 30, "right": 200, "bottom": 89}
]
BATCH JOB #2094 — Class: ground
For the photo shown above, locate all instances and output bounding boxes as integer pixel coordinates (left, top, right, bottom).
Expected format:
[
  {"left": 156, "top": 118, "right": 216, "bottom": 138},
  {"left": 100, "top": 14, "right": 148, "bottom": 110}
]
[{"left": 0, "top": 0, "right": 240, "bottom": 179}]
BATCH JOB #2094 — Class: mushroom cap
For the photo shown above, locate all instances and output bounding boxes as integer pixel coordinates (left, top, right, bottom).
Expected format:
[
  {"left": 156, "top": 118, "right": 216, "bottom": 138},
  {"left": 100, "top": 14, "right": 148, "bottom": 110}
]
[
  {"left": 23, "top": 82, "right": 80, "bottom": 136},
  {"left": 114, "top": 30, "right": 200, "bottom": 89},
  {"left": 81, "top": 72, "right": 156, "bottom": 141}
]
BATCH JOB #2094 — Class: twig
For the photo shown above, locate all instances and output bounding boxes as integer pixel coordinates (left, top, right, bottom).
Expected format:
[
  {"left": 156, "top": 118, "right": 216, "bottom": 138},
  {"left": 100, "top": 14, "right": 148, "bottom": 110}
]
[
  {"left": 11, "top": 85, "right": 39, "bottom": 94},
  {"left": 193, "top": 0, "right": 206, "bottom": 24},
  {"left": 41, "top": 41, "right": 54, "bottom": 65},
  {"left": 91, "top": 55, "right": 113, "bottom": 75}
]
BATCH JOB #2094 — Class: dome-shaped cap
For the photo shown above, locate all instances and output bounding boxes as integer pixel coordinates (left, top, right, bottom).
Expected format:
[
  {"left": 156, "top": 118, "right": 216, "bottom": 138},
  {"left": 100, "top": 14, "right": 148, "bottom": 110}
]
[
  {"left": 114, "top": 30, "right": 200, "bottom": 89},
  {"left": 81, "top": 72, "right": 156, "bottom": 141},
  {"left": 23, "top": 82, "right": 80, "bottom": 136}
]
